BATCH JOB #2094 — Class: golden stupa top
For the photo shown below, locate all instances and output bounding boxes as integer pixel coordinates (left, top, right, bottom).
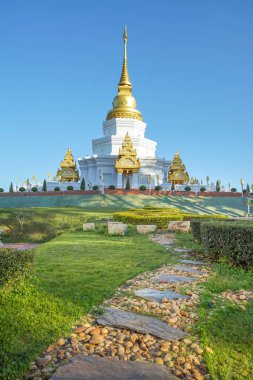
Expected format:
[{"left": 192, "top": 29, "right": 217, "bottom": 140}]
[
  {"left": 168, "top": 150, "right": 189, "bottom": 184},
  {"left": 115, "top": 132, "right": 141, "bottom": 173},
  {"left": 60, "top": 148, "right": 77, "bottom": 170},
  {"left": 106, "top": 26, "right": 142, "bottom": 121}
]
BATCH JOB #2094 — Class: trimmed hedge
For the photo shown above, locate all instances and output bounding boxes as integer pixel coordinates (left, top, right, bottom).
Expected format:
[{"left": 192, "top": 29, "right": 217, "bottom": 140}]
[
  {"left": 113, "top": 208, "right": 227, "bottom": 229},
  {"left": 0, "top": 249, "right": 34, "bottom": 285},
  {"left": 201, "top": 221, "right": 253, "bottom": 268}
]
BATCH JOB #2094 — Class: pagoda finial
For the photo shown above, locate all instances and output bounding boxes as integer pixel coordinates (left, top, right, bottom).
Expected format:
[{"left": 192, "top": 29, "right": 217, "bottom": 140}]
[
  {"left": 119, "top": 25, "right": 131, "bottom": 88},
  {"left": 106, "top": 26, "right": 142, "bottom": 121}
]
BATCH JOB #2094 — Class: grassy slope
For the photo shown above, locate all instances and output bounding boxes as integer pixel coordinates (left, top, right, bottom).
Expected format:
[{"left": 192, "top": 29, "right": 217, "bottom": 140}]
[
  {"left": 175, "top": 233, "right": 253, "bottom": 380},
  {"left": 0, "top": 194, "right": 248, "bottom": 216},
  {"left": 0, "top": 229, "right": 176, "bottom": 380}
]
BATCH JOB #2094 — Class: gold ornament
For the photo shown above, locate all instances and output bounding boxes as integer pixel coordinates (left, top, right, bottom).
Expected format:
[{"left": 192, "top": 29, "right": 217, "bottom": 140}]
[
  {"left": 56, "top": 148, "right": 80, "bottom": 182},
  {"left": 115, "top": 133, "right": 141, "bottom": 173},
  {"left": 168, "top": 150, "right": 189, "bottom": 185},
  {"left": 106, "top": 26, "right": 142, "bottom": 122}
]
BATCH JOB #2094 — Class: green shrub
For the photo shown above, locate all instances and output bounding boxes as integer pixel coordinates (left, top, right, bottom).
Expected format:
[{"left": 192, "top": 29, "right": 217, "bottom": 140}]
[
  {"left": 201, "top": 221, "right": 253, "bottom": 268},
  {"left": 67, "top": 185, "right": 74, "bottom": 191},
  {"left": 9, "top": 183, "right": 13, "bottom": 192},
  {"left": 125, "top": 178, "right": 130, "bottom": 190},
  {"left": 108, "top": 185, "right": 116, "bottom": 190},
  {"left": 92, "top": 185, "right": 99, "bottom": 190},
  {"left": 231, "top": 188, "right": 237, "bottom": 192},
  {"left": 139, "top": 185, "right": 146, "bottom": 191},
  {"left": 80, "top": 178, "right": 85, "bottom": 190},
  {"left": 31, "top": 187, "right": 38, "bottom": 192},
  {"left": 0, "top": 249, "right": 34, "bottom": 285},
  {"left": 155, "top": 185, "right": 162, "bottom": 191},
  {"left": 113, "top": 208, "right": 227, "bottom": 229},
  {"left": 243, "top": 189, "right": 247, "bottom": 194},
  {"left": 0, "top": 188, "right": 4, "bottom": 192},
  {"left": 185, "top": 186, "right": 191, "bottom": 191},
  {"left": 19, "top": 187, "right": 26, "bottom": 192},
  {"left": 42, "top": 179, "right": 47, "bottom": 192},
  {"left": 191, "top": 219, "right": 209, "bottom": 242},
  {"left": 54, "top": 187, "right": 60, "bottom": 191},
  {"left": 200, "top": 186, "right": 206, "bottom": 192}
]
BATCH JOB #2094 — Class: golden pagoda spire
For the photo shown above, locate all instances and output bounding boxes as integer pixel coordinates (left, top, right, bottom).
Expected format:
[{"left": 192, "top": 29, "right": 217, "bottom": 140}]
[
  {"left": 56, "top": 147, "right": 80, "bottom": 182},
  {"left": 106, "top": 26, "right": 142, "bottom": 121},
  {"left": 115, "top": 132, "right": 141, "bottom": 173},
  {"left": 168, "top": 150, "right": 189, "bottom": 185},
  {"left": 119, "top": 26, "right": 131, "bottom": 88}
]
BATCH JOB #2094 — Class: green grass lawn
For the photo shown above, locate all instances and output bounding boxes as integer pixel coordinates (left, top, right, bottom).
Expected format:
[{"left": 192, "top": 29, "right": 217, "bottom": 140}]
[
  {"left": 176, "top": 233, "right": 253, "bottom": 380},
  {"left": 0, "top": 207, "right": 114, "bottom": 243},
  {"left": 0, "top": 228, "right": 175, "bottom": 380}
]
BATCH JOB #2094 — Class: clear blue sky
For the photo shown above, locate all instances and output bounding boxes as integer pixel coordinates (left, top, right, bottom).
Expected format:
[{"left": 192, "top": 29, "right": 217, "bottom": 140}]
[{"left": 0, "top": 0, "right": 252, "bottom": 190}]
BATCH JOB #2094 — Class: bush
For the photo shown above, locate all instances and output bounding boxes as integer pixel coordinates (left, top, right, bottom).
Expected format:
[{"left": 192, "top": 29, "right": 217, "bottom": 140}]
[
  {"left": 108, "top": 185, "right": 116, "bottom": 190},
  {"left": 31, "top": 187, "right": 38, "bottom": 192},
  {"left": 231, "top": 188, "right": 237, "bottom": 192},
  {"left": 125, "top": 178, "right": 130, "bottom": 190},
  {"left": 93, "top": 185, "right": 99, "bottom": 190},
  {"left": 9, "top": 183, "right": 14, "bottom": 192},
  {"left": 113, "top": 208, "right": 227, "bottom": 229},
  {"left": 19, "top": 187, "right": 26, "bottom": 192},
  {"left": 0, "top": 188, "right": 4, "bottom": 192},
  {"left": 80, "top": 178, "right": 85, "bottom": 190},
  {"left": 54, "top": 187, "right": 60, "bottom": 191},
  {"left": 0, "top": 249, "right": 34, "bottom": 285},
  {"left": 42, "top": 179, "right": 47, "bottom": 192},
  {"left": 200, "top": 187, "right": 206, "bottom": 192},
  {"left": 201, "top": 221, "right": 253, "bottom": 268},
  {"left": 185, "top": 186, "right": 191, "bottom": 191},
  {"left": 191, "top": 220, "right": 208, "bottom": 242},
  {"left": 243, "top": 189, "right": 247, "bottom": 194},
  {"left": 67, "top": 185, "right": 74, "bottom": 191},
  {"left": 155, "top": 185, "right": 162, "bottom": 191},
  {"left": 139, "top": 185, "right": 146, "bottom": 191}
]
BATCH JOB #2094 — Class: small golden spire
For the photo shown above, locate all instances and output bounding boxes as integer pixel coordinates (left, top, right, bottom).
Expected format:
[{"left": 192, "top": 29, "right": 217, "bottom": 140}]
[{"left": 119, "top": 25, "right": 131, "bottom": 88}]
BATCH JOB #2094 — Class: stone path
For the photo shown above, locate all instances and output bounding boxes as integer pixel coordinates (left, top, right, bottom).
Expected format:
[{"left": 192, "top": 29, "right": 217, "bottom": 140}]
[
  {"left": 51, "top": 355, "right": 178, "bottom": 380},
  {"left": 27, "top": 232, "right": 211, "bottom": 380},
  {"left": 152, "top": 274, "right": 197, "bottom": 283},
  {"left": 134, "top": 288, "right": 189, "bottom": 302},
  {"left": 0, "top": 243, "right": 39, "bottom": 250},
  {"left": 97, "top": 307, "right": 188, "bottom": 341},
  {"left": 174, "top": 266, "right": 205, "bottom": 275},
  {"left": 179, "top": 259, "right": 206, "bottom": 266}
]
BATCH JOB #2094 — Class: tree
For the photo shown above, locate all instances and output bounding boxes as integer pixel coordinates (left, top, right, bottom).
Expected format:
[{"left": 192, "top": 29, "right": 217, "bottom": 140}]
[
  {"left": 2, "top": 209, "right": 33, "bottom": 236},
  {"left": 206, "top": 176, "right": 210, "bottom": 185},
  {"left": 216, "top": 180, "right": 221, "bottom": 192},
  {"left": 80, "top": 178, "right": 85, "bottom": 190},
  {"left": 247, "top": 183, "right": 250, "bottom": 193},
  {"left": 171, "top": 182, "right": 175, "bottom": 191},
  {"left": 9, "top": 182, "right": 13, "bottom": 192},
  {"left": 42, "top": 179, "right": 47, "bottom": 192},
  {"left": 125, "top": 178, "right": 130, "bottom": 190}
]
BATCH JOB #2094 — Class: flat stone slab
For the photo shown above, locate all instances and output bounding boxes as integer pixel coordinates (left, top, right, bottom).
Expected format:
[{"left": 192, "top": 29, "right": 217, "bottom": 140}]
[
  {"left": 0, "top": 243, "right": 39, "bottom": 250},
  {"left": 97, "top": 307, "right": 187, "bottom": 341},
  {"left": 174, "top": 265, "right": 205, "bottom": 275},
  {"left": 152, "top": 274, "right": 197, "bottom": 283},
  {"left": 134, "top": 288, "right": 189, "bottom": 302},
  {"left": 180, "top": 259, "right": 206, "bottom": 266},
  {"left": 173, "top": 248, "right": 192, "bottom": 253},
  {"left": 51, "top": 355, "right": 178, "bottom": 380}
]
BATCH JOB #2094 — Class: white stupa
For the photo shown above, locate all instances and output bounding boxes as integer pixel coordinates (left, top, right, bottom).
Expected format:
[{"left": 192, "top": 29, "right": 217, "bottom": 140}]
[{"left": 78, "top": 27, "right": 170, "bottom": 189}]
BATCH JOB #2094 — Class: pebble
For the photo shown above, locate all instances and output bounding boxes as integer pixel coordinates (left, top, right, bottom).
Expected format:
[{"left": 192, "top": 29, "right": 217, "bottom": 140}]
[{"left": 36, "top": 355, "right": 51, "bottom": 367}]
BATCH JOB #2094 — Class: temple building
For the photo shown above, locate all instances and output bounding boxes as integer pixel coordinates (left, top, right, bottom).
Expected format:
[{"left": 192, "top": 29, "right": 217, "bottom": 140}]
[
  {"left": 168, "top": 150, "right": 189, "bottom": 185},
  {"left": 56, "top": 148, "right": 80, "bottom": 182},
  {"left": 78, "top": 27, "right": 170, "bottom": 189}
]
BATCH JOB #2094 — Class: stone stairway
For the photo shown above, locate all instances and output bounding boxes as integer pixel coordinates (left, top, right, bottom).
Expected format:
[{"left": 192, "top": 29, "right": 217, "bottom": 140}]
[{"left": 29, "top": 232, "right": 211, "bottom": 380}]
